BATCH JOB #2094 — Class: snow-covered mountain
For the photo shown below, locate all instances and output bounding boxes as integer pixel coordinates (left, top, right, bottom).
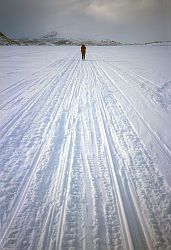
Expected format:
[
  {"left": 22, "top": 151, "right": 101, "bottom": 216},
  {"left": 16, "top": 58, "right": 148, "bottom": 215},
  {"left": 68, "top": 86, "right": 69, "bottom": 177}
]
[
  {"left": 144, "top": 41, "right": 171, "bottom": 46},
  {"left": 0, "top": 31, "right": 121, "bottom": 46},
  {"left": 15, "top": 31, "right": 122, "bottom": 46},
  {"left": 19, "top": 34, "right": 122, "bottom": 46},
  {"left": 124, "top": 41, "right": 171, "bottom": 46},
  {"left": 0, "top": 32, "right": 20, "bottom": 45},
  {"left": 1, "top": 31, "right": 171, "bottom": 46}
]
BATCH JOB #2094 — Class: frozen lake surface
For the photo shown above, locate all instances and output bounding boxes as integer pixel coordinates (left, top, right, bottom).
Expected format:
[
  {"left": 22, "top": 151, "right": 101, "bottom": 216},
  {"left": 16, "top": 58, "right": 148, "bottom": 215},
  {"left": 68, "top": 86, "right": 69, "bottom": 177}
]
[{"left": 0, "top": 45, "right": 171, "bottom": 249}]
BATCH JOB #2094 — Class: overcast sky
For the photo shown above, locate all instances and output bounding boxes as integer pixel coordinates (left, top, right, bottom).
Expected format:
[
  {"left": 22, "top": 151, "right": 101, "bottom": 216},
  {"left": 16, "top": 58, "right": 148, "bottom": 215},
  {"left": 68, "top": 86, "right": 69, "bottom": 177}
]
[{"left": 0, "top": 0, "right": 170, "bottom": 42}]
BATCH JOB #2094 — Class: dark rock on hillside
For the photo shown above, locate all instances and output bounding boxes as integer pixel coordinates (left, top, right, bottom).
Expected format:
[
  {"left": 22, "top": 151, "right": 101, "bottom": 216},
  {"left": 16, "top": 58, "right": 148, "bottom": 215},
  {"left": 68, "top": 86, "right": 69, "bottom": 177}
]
[{"left": 0, "top": 32, "right": 20, "bottom": 45}]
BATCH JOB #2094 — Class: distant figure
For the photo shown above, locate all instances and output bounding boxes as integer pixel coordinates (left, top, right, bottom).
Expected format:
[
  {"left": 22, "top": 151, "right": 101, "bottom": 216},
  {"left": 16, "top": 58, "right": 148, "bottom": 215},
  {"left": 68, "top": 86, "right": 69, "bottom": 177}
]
[{"left": 81, "top": 44, "right": 86, "bottom": 60}]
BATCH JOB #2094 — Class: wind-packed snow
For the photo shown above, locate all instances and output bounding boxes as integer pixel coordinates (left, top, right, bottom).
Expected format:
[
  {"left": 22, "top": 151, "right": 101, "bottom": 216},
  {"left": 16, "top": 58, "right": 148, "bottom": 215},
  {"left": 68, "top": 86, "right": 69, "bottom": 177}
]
[{"left": 0, "top": 45, "right": 171, "bottom": 250}]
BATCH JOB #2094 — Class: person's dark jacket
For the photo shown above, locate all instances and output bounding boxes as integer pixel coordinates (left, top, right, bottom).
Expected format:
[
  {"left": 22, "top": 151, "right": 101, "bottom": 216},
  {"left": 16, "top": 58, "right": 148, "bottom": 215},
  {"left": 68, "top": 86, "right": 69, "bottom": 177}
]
[{"left": 81, "top": 45, "right": 86, "bottom": 54}]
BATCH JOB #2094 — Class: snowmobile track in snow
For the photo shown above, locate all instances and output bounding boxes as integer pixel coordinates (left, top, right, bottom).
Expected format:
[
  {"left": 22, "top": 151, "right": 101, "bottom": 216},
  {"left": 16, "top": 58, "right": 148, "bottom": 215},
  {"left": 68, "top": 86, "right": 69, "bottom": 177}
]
[
  {"left": 0, "top": 48, "right": 171, "bottom": 250},
  {"left": 95, "top": 62, "right": 171, "bottom": 160}
]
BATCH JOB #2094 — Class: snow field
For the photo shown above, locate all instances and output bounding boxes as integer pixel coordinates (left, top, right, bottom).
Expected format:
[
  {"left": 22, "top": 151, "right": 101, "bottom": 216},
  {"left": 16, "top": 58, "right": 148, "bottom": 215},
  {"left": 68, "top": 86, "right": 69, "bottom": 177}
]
[{"left": 0, "top": 46, "right": 171, "bottom": 250}]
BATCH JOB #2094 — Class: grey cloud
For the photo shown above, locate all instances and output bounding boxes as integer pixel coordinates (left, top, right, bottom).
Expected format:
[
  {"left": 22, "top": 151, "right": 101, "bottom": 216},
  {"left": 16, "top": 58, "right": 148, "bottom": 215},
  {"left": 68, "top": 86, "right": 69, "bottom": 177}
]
[{"left": 0, "top": 0, "right": 170, "bottom": 42}]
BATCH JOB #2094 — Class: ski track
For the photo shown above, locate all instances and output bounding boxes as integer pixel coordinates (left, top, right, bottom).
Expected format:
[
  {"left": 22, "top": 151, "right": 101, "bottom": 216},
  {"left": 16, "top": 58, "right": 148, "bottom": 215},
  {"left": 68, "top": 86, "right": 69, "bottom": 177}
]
[
  {"left": 94, "top": 61, "right": 171, "bottom": 160},
  {"left": 0, "top": 48, "right": 171, "bottom": 250},
  {"left": 100, "top": 61, "right": 171, "bottom": 121}
]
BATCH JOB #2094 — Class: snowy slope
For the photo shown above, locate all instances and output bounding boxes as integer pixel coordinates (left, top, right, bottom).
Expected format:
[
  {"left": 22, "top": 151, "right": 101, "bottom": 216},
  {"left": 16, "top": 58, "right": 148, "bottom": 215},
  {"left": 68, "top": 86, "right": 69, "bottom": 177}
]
[{"left": 0, "top": 46, "right": 171, "bottom": 250}]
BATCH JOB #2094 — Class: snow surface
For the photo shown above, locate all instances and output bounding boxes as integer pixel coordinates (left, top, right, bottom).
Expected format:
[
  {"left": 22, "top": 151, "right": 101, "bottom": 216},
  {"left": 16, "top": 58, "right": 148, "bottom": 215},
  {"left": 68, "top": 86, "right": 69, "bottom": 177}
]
[{"left": 0, "top": 45, "right": 171, "bottom": 250}]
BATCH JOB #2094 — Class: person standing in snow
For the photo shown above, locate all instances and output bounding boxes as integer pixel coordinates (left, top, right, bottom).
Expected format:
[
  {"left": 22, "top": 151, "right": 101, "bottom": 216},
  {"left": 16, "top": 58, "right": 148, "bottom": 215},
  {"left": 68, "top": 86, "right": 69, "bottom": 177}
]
[{"left": 81, "top": 44, "right": 86, "bottom": 60}]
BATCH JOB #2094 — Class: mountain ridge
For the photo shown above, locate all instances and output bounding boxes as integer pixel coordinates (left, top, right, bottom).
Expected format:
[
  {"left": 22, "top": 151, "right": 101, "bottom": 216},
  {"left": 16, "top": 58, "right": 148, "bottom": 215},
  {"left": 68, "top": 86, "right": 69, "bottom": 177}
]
[{"left": 1, "top": 32, "right": 171, "bottom": 46}]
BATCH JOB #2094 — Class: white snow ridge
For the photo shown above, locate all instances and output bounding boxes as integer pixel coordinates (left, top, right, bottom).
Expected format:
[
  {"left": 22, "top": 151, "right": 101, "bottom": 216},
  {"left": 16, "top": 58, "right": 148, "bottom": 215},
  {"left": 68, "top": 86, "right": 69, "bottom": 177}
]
[{"left": 0, "top": 45, "right": 171, "bottom": 250}]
